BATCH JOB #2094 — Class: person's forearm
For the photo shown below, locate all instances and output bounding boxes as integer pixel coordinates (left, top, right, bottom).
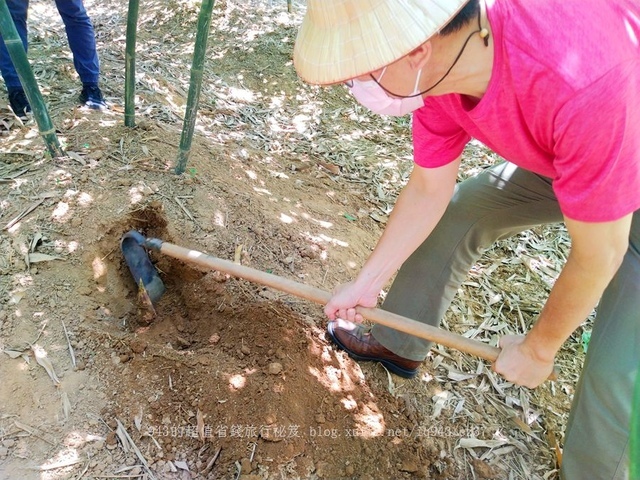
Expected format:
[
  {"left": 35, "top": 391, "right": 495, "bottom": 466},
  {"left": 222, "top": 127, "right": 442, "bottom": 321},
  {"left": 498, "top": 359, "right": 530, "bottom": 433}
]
[
  {"left": 526, "top": 220, "right": 628, "bottom": 360},
  {"left": 353, "top": 162, "right": 458, "bottom": 293}
]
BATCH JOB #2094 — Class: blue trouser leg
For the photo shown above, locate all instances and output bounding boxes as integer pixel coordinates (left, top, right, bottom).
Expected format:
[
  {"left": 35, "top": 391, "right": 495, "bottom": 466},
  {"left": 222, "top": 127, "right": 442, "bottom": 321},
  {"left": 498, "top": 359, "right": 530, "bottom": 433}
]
[
  {"left": 0, "top": 0, "right": 29, "bottom": 89},
  {"left": 54, "top": 0, "right": 99, "bottom": 85}
]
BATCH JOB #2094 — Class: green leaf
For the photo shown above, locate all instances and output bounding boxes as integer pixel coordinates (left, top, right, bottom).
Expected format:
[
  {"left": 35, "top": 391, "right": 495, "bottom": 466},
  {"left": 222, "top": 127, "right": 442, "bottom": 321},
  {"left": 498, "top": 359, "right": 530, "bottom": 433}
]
[
  {"left": 581, "top": 331, "right": 591, "bottom": 353},
  {"left": 343, "top": 213, "right": 357, "bottom": 222}
]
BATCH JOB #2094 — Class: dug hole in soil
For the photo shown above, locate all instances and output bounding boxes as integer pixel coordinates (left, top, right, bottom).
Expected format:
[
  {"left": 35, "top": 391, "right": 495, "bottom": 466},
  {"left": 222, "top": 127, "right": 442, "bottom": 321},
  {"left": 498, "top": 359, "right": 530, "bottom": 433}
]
[{"left": 0, "top": 0, "right": 570, "bottom": 479}]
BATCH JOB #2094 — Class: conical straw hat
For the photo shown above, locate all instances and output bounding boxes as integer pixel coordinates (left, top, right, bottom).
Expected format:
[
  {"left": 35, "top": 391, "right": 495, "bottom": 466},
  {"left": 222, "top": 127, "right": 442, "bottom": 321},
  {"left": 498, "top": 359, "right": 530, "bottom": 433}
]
[{"left": 294, "top": 0, "right": 470, "bottom": 85}]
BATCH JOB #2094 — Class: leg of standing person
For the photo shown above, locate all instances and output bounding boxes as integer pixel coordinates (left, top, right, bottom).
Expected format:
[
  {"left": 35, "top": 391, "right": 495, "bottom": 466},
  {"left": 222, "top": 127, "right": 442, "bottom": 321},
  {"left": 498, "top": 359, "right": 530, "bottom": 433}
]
[
  {"left": 0, "top": 0, "right": 31, "bottom": 117},
  {"left": 560, "top": 211, "right": 639, "bottom": 480},
  {"left": 54, "top": 0, "right": 106, "bottom": 109}
]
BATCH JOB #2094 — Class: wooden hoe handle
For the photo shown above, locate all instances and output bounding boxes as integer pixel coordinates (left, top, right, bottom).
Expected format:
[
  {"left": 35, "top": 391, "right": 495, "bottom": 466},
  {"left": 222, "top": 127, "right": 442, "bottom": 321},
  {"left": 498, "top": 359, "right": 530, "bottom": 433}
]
[{"left": 146, "top": 239, "right": 559, "bottom": 381}]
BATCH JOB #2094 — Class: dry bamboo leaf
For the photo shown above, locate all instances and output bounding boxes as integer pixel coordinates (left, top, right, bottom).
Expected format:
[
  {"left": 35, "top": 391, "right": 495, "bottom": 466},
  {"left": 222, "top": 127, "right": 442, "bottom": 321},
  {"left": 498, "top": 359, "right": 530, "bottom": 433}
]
[
  {"left": 4, "top": 349, "right": 24, "bottom": 359},
  {"left": 32, "top": 345, "right": 60, "bottom": 385},
  {"left": 431, "top": 391, "right": 451, "bottom": 419},
  {"left": 546, "top": 429, "right": 562, "bottom": 468},
  {"left": 28, "top": 253, "right": 63, "bottom": 263},
  {"left": 383, "top": 366, "right": 396, "bottom": 396},
  {"left": 447, "top": 369, "right": 477, "bottom": 382},
  {"left": 484, "top": 368, "right": 506, "bottom": 396},
  {"left": 4, "top": 198, "right": 45, "bottom": 230},
  {"left": 369, "top": 212, "right": 387, "bottom": 223},
  {"left": 115, "top": 419, "right": 158, "bottom": 480},
  {"left": 234, "top": 244, "right": 243, "bottom": 264},
  {"left": 510, "top": 415, "right": 533, "bottom": 435},
  {"left": 197, "top": 409, "right": 205, "bottom": 442},
  {"left": 10, "top": 291, "right": 25, "bottom": 304},
  {"left": 66, "top": 151, "right": 86, "bottom": 165},
  {"left": 134, "top": 408, "right": 143, "bottom": 431},
  {"left": 27, "top": 458, "right": 84, "bottom": 471},
  {"left": 458, "top": 438, "right": 509, "bottom": 449},
  {"left": 490, "top": 445, "right": 516, "bottom": 457},
  {"left": 61, "top": 391, "right": 71, "bottom": 421},
  {"left": 29, "top": 232, "right": 43, "bottom": 253},
  {"left": 116, "top": 421, "right": 131, "bottom": 452}
]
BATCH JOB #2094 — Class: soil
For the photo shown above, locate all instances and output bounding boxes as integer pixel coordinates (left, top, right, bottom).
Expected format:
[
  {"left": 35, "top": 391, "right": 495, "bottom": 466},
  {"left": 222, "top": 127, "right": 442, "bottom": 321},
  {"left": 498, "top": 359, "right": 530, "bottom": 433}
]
[{"left": 0, "top": 1, "right": 578, "bottom": 479}]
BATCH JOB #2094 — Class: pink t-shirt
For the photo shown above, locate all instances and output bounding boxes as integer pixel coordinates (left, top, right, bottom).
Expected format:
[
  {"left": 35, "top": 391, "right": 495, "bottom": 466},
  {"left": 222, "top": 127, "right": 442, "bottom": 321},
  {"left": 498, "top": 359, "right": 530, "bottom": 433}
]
[{"left": 413, "top": 0, "right": 640, "bottom": 222}]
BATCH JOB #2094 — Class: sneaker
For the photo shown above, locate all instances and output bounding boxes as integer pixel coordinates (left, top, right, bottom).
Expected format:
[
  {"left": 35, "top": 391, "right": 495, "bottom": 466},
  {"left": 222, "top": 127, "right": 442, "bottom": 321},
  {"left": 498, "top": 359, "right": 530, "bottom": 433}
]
[
  {"left": 79, "top": 84, "right": 107, "bottom": 110},
  {"left": 8, "top": 89, "right": 31, "bottom": 120}
]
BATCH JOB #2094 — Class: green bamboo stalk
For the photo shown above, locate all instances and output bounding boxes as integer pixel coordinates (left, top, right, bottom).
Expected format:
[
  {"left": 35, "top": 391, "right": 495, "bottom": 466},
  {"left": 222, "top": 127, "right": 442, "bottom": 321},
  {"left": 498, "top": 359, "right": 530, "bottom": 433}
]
[
  {"left": 124, "top": 0, "right": 139, "bottom": 127},
  {"left": 631, "top": 368, "right": 639, "bottom": 478},
  {"left": 0, "top": 0, "right": 63, "bottom": 157},
  {"left": 175, "top": 0, "right": 215, "bottom": 175},
  {"left": 287, "top": 0, "right": 292, "bottom": 13}
]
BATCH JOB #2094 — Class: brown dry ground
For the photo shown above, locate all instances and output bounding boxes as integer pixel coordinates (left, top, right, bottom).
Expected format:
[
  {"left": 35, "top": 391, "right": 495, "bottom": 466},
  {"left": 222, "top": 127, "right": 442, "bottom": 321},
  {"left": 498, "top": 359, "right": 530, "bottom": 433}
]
[{"left": 0, "top": 1, "right": 586, "bottom": 479}]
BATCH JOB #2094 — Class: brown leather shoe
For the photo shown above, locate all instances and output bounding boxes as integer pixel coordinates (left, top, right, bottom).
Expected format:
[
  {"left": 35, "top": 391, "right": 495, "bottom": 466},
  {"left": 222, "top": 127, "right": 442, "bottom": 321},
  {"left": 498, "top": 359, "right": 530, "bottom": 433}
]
[{"left": 327, "top": 319, "right": 421, "bottom": 378}]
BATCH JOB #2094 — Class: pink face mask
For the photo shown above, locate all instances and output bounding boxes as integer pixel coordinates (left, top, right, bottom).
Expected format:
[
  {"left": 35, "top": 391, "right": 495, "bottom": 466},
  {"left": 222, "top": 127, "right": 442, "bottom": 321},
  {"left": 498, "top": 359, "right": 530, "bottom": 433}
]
[{"left": 348, "top": 67, "right": 424, "bottom": 116}]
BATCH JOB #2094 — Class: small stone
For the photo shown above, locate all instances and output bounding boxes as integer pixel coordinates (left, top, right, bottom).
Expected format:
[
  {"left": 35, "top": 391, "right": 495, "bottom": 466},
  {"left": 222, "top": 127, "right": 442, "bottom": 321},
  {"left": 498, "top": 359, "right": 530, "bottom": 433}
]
[
  {"left": 268, "top": 362, "right": 283, "bottom": 375},
  {"left": 241, "top": 345, "right": 251, "bottom": 355},
  {"left": 315, "top": 461, "right": 329, "bottom": 478},
  {"left": 105, "top": 431, "right": 117, "bottom": 447},
  {"left": 2, "top": 439, "right": 15, "bottom": 448},
  {"left": 0, "top": 447, "right": 8, "bottom": 457},
  {"left": 209, "top": 333, "right": 221, "bottom": 344},
  {"left": 472, "top": 459, "right": 498, "bottom": 479},
  {"left": 265, "top": 413, "right": 276, "bottom": 425},
  {"left": 240, "top": 457, "right": 252, "bottom": 474},
  {"left": 130, "top": 338, "right": 148, "bottom": 354},
  {"left": 345, "top": 464, "right": 355, "bottom": 475},
  {"left": 314, "top": 413, "right": 326, "bottom": 424},
  {"left": 399, "top": 457, "right": 419, "bottom": 473},
  {"left": 77, "top": 286, "right": 91, "bottom": 296}
]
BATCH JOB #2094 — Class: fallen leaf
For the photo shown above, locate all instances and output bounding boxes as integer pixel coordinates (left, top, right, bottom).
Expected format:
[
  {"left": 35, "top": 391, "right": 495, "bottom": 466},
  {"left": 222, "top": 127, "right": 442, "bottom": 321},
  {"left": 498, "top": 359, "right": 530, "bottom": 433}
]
[
  {"left": 28, "top": 253, "right": 63, "bottom": 263},
  {"left": 61, "top": 391, "right": 71, "bottom": 420},
  {"left": 32, "top": 345, "right": 60, "bottom": 385},
  {"left": 458, "top": 438, "right": 509, "bottom": 449},
  {"left": 197, "top": 409, "right": 205, "bottom": 442}
]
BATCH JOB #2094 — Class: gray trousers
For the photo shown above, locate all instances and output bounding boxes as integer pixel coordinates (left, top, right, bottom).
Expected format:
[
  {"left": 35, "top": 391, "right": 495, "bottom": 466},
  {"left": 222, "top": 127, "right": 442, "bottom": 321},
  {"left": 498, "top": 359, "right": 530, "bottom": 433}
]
[{"left": 373, "top": 162, "right": 638, "bottom": 479}]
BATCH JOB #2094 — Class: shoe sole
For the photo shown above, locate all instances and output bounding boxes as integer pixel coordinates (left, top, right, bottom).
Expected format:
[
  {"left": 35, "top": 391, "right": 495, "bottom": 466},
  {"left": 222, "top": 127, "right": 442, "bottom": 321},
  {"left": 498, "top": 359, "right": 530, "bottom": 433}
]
[{"left": 327, "top": 322, "right": 419, "bottom": 379}]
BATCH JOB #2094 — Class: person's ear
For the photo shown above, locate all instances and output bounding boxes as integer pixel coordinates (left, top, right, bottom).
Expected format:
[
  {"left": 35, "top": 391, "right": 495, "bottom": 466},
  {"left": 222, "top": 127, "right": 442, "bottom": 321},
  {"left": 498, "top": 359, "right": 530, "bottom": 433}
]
[{"left": 406, "top": 41, "right": 432, "bottom": 70}]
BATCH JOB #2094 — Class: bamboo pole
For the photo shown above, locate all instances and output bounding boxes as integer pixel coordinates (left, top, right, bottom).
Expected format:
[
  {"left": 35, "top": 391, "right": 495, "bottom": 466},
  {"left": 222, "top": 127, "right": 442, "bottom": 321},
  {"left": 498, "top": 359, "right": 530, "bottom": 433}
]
[
  {"left": 174, "top": 0, "right": 215, "bottom": 175},
  {"left": 0, "top": 0, "right": 63, "bottom": 157},
  {"left": 124, "top": 0, "right": 140, "bottom": 127}
]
